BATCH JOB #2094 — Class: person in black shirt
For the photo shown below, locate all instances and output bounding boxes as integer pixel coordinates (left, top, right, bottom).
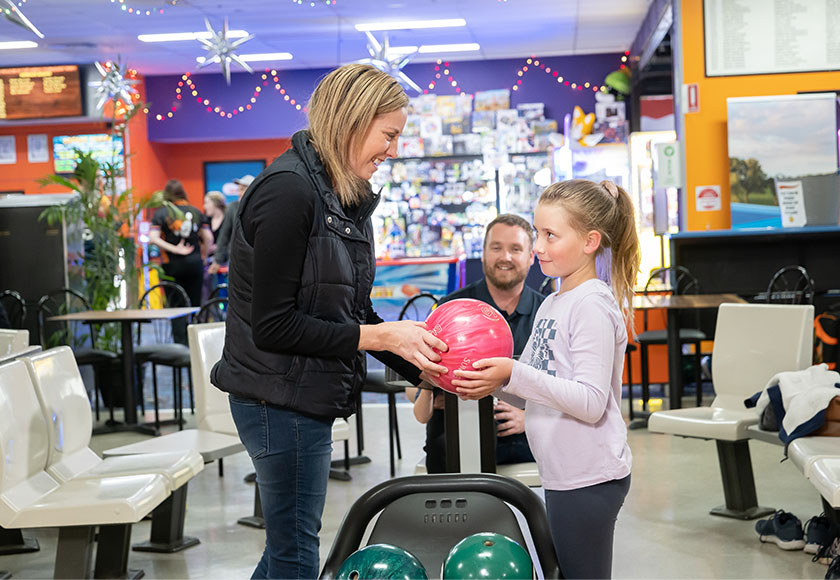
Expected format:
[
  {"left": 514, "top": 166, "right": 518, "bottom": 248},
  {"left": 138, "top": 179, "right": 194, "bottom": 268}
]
[
  {"left": 149, "top": 179, "right": 212, "bottom": 343},
  {"left": 209, "top": 64, "right": 447, "bottom": 580},
  {"left": 408, "top": 213, "right": 544, "bottom": 472}
]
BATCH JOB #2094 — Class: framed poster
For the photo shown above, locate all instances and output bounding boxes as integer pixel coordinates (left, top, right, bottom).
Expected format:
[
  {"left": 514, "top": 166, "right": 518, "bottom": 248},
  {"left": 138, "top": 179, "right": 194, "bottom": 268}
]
[
  {"left": 203, "top": 159, "right": 266, "bottom": 203},
  {"left": 704, "top": 0, "right": 840, "bottom": 77}
]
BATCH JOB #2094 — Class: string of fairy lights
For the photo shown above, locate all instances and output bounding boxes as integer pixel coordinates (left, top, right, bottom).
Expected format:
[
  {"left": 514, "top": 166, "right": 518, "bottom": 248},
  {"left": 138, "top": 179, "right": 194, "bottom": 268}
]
[
  {"left": 105, "top": 0, "right": 335, "bottom": 13},
  {"left": 150, "top": 69, "right": 303, "bottom": 122},
  {"left": 145, "top": 55, "right": 622, "bottom": 122}
]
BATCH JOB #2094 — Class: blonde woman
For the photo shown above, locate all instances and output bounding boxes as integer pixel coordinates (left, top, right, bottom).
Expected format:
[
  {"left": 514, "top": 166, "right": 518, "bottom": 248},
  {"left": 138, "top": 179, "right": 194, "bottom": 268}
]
[{"left": 210, "top": 64, "right": 448, "bottom": 579}]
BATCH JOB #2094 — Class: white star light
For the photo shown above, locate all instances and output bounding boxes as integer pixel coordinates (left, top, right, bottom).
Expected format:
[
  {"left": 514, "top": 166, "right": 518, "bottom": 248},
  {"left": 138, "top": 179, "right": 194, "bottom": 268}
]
[
  {"left": 196, "top": 17, "right": 255, "bottom": 85},
  {"left": 358, "top": 32, "right": 421, "bottom": 94},
  {"left": 89, "top": 60, "right": 140, "bottom": 114},
  {"left": 0, "top": 0, "right": 44, "bottom": 38}
]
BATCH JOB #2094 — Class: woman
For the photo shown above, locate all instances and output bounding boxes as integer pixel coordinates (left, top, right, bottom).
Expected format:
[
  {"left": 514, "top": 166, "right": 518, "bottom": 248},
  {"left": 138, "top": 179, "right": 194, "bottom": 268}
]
[
  {"left": 203, "top": 190, "right": 226, "bottom": 249},
  {"left": 202, "top": 190, "right": 226, "bottom": 300},
  {"left": 210, "top": 64, "right": 448, "bottom": 579},
  {"left": 149, "top": 179, "right": 212, "bottom": 343}
]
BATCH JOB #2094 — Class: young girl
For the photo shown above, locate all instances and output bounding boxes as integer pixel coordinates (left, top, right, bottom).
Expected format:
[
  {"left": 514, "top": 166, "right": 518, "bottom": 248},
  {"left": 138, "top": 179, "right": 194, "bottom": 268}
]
[{"left": 452, "top": 179, "right": 640, "bottom": 579}]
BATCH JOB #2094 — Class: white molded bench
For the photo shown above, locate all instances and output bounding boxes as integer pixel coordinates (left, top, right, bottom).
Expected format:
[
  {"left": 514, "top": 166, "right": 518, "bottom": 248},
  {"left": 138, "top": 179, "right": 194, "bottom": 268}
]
[
  {"left": 0, "top": 360, "right": 170, "bottom": 579},
  {"left": 24, "top": 346, "right": 206, "bottom": 553},
  {"left": 0, "top": 329, "right": 28, "bottom": 357},
  {"left": 649, "top": 303, "right": 814, "bottom": 519}
]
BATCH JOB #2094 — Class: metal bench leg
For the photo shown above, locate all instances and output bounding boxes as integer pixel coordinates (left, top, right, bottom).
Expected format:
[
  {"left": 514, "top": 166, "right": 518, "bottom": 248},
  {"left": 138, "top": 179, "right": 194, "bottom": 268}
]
[
  {"left": 132, "top": 485, "right": 199, "bottom": 553},
  {"left": 238, "top": 482, "right": 266, "bottom": 528},
  {"left": 711, "top": 440, "right": 774, "bottom": 519},
  {"left": 95, "top": 523, "right": 144, "bottom": 579},
  {"left": 0, "top": 526, "right": 38, "bottom": 555},
  {"left": 54, "top": 526, "right": 95, "bottom": 580}
]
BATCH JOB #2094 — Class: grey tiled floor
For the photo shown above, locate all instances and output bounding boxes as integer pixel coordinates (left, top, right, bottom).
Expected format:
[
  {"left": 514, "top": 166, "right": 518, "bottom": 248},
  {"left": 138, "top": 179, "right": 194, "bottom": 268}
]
[{"left": 0, "top": 400, "right": 830, "bottom": 579}]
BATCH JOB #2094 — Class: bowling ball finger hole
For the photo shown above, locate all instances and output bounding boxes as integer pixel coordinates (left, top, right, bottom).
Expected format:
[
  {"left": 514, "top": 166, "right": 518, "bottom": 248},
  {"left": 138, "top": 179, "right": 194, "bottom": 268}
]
[{"left": 348, "top": 571, "right": 360, "bottom": 580}]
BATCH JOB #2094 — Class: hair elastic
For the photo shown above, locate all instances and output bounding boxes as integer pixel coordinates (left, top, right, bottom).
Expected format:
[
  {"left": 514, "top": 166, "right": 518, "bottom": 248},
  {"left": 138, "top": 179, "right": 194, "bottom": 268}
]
[{"left": 600, "top": 180, "right": 619, "bottom": 199}]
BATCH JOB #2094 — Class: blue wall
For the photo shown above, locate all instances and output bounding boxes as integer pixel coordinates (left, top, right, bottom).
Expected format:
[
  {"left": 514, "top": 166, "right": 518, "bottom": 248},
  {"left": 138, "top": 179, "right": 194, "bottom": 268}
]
[{"left": 145, "top": 53, "right": 624, "bottom": 143}]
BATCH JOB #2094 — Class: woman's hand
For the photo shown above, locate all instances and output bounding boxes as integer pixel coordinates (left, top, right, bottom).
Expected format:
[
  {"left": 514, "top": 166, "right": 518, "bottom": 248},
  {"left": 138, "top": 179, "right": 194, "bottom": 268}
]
[
  {"left": 170, "top": 239, "right": 194, "bottom": 256},
  {"left": 451, "top": 357, "right": 514, "bottom": 400},
  {"left": 360, "top": 320, "right": 449, "bottom": 376}
]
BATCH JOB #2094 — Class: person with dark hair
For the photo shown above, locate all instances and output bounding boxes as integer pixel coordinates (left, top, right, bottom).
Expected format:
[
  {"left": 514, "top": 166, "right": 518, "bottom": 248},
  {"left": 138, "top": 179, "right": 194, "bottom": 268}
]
[
  {"left": 408, "top": 213, "right": 544, "bottom": 472},
  {"left": 209, "top": 64, "right": 447, "bottom": 579},
  {"left": 207, "top": 174, "right": 254, "bottom": 276},
  {"left": 149, "top": 179, "right": 212, "bottom": 343}
]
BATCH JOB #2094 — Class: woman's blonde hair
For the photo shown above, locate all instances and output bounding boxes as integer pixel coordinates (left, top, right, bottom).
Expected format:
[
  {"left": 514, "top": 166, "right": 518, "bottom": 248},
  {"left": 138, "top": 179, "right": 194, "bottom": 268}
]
[
  {"left": 538, "top": 179, "right": 641, "bottom": 334},
  {"left": 204, "top": 191, "right": 226, "bottom": 213},
  {"left": 307, "top": 64, "right": 408, "bottom": 206}
]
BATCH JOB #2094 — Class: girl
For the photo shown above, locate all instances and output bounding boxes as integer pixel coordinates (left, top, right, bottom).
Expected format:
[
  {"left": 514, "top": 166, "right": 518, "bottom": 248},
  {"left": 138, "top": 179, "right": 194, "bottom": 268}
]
[{"left": 452, "top": 179, "right": 640, "bottom": 579}]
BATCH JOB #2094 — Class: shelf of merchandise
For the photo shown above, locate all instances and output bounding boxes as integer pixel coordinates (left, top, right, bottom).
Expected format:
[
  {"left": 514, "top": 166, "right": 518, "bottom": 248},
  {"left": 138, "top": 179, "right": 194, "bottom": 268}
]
[{"left": 371, "top": 155, "right": 497, "bottom": 259}]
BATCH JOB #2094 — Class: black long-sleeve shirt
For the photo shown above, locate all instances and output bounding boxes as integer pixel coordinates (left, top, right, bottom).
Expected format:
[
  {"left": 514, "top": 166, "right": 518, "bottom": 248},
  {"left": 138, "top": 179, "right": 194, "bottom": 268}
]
[{"left": 240, "top": 173, "right": 421, "bottom": 383}]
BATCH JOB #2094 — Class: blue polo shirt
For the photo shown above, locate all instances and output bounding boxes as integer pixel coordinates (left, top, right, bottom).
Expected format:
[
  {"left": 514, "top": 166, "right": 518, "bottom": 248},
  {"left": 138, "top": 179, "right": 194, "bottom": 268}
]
[{"left": 438, "top": 278, "right": 544, "bottom": 357}]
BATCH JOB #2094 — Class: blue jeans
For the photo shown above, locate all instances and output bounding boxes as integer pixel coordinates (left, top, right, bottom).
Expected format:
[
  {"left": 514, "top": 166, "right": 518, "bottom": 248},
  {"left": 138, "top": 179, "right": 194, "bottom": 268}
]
[{"left": 229, "top": 395, "right": 334, "bottom": 579}]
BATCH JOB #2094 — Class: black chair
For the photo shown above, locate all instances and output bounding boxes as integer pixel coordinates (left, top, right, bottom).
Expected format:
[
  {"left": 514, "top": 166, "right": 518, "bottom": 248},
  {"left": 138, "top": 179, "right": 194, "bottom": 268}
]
[
  {"left": 195, "top": 296, "right": 228, "bottom": 323},
  {"left": 320, "top": 473, "right": 562, "bottom": 579},
  {"left": 634, "top": 266, "right": 706, "bottom": 413},
  {"left": 765, "top": 265, "right": 815, "bottom": 305},
  {"left": 36, "top": 288, "right": 117, "bottom": 422},
  {"left": 363, "top": 293, "right": 439, "bottom": 478},
  {"left": 207, "top": 283, "right": 228, "bottom": 301},
  {"left": 136, "top": 282, "right": 194, "bottom": 431},
  {"left": 0, "top": 290, "right": 26, "bottom": 329}
]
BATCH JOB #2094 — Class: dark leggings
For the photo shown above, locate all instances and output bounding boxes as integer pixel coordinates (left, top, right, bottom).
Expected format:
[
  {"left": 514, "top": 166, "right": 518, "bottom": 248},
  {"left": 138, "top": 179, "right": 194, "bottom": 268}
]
[{"left": 544, "top": 474, "right": 630, "bottom": 579}]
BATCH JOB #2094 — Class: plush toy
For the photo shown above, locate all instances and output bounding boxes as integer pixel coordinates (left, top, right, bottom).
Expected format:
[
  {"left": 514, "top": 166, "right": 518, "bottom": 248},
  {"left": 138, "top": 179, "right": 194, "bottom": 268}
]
[{"left": 570, "top": 105, "right": 599, "bottom": 146}]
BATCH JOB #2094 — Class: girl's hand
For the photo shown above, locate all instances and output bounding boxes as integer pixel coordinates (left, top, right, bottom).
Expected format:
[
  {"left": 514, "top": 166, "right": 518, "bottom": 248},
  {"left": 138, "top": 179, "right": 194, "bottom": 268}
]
[{"left": 451, "top": 357, "right": 513, "bottom": 400}]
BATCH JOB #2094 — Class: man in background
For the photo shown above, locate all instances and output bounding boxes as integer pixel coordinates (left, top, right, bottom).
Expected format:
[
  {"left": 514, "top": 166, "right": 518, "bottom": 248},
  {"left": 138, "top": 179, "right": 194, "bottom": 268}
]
[
  {"left": 410, "top": 213, "right": 545, "bottom": 472},
  {"left": 208, "top": 174, "right": 254, "bottom": 275}
]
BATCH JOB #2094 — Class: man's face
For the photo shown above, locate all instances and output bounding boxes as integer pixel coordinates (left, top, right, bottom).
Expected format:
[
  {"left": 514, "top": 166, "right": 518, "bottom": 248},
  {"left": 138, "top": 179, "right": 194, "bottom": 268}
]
[{"left": 482, "top": 223, "right": 534, "bottom": 291}]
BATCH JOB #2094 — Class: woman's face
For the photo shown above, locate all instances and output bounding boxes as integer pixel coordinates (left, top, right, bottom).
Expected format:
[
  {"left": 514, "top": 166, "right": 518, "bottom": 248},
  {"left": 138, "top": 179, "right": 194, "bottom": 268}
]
[
  {"left": 204, "top": 197, "right": 218, "bottom": 217},
  {"left": 349, "top": 107, "right": 407, "bottom": 181}
]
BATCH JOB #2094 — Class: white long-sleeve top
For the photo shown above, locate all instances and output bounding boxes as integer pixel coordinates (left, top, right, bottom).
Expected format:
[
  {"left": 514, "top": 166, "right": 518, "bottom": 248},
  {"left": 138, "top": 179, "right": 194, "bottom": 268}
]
[{"left": 500, "top": 278, "right": 632, "bottom": 491}]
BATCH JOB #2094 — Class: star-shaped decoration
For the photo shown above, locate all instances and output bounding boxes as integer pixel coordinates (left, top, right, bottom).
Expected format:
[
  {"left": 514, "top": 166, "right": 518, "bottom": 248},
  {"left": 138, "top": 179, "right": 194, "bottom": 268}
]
[
  {"left": 196, "top": 17, "right": 255, "bottom": 85},
  {"left": 89, "top": 59, "right": 141, "bottom": 115},
  {"left": 358, "top": 32, "right": 421, "bottom": 94},
  {"left": 1, "top": 0, "right": 44, "bottom": 38}
]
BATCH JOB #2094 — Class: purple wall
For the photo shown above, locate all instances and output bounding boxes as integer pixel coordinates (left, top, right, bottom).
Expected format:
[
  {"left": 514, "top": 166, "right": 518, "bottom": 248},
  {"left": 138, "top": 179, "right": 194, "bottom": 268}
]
[{"left": 145, "top": 53, "right": 623, "bottom": 143}]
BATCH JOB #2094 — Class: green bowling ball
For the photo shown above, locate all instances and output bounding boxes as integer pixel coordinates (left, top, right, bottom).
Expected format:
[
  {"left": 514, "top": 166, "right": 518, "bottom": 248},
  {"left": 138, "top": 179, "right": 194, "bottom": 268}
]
[
  {"left": 337, "top": 543, "right": 429, "bottom": 580},
  {"left": 442, "top": 532, "right": 533, "bottom": 579}
]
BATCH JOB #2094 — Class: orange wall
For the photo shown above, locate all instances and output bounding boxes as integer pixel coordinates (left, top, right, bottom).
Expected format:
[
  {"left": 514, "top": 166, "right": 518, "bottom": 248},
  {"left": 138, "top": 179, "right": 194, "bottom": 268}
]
[
  {"left": 0, "top": 120, "right": 112, "bottom": 194},
  {"left": 153, "top": 138, "right": 290, "bottom": 208},
  {"left": 0, "top": 77, "right": 290, "bottom": 207},
  {"left": 680, "top": 0, "right": 840, "bottom": 231}
]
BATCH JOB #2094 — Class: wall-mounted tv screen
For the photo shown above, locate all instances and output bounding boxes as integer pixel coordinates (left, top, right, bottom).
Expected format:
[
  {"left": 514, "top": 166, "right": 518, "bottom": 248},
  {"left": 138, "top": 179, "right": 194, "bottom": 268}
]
[
  {"left": 53, "top": 133, "right": 125, "bottom": 173},
  {"left": 0, "top": 65, "right": 83, "bottom": 120},
  {"left": 727, "top": 92, "right": 840, "bottom": 229}
]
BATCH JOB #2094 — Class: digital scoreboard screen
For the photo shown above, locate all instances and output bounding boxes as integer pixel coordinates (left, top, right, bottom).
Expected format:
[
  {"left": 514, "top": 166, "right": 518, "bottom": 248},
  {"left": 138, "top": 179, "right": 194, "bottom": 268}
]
[{"left": 0, "top": 65, "right": 83, "bottom": 120}]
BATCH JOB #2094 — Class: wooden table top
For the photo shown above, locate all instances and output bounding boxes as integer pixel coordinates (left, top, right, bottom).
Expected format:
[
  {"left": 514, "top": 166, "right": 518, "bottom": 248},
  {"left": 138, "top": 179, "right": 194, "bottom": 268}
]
[
  {"left": 48, "top": 307, "right": 199, "bottom": 322},
  {"left": 632, "top": 293, "right": 746, "bottom": 310}
]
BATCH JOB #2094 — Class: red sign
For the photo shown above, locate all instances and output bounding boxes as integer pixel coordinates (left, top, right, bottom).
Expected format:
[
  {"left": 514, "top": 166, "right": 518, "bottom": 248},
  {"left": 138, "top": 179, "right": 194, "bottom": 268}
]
[{"left": 685, "top": 83, "right": 700, "bottom": 114}]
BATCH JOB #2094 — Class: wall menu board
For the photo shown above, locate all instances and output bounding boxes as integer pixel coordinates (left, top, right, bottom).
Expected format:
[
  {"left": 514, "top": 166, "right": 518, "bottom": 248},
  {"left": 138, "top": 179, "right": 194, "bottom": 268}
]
[
  {"left": 704, "top": 0, "right": 840, "bottom": 77},
  {"left": 0, "top": 65, "right": 83, "bottom": 120}
]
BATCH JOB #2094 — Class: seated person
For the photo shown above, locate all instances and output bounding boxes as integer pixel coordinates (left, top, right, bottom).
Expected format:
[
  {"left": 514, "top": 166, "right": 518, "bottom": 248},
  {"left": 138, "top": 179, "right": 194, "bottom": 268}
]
[{"left": 406, "top": 214, "right": 545, "bottom": 472}]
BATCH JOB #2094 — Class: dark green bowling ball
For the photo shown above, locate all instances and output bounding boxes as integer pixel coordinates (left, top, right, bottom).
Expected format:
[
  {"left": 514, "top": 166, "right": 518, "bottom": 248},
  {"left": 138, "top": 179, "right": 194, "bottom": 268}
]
[
  {"left": 337, "top": 543, "right": 429, "bottom": 580},
  {"left": 442, "top": 532, "right": 533, "bottom": 579}
]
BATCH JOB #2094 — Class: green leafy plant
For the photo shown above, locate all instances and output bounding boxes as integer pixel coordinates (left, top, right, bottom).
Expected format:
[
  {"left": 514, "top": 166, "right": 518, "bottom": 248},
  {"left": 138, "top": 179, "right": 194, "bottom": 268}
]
[{"left": 38, "top": 106, "right": 178, "bottom": 349}]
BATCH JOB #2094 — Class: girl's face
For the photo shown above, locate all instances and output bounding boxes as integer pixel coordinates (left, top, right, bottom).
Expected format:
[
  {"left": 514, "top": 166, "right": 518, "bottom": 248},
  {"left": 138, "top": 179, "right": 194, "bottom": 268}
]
[
  {"left": 349, "top": 107, "right": 407, "bottom": 181},
  {"left": 533, "top": 202, "right": 599, "bottom": 288}
]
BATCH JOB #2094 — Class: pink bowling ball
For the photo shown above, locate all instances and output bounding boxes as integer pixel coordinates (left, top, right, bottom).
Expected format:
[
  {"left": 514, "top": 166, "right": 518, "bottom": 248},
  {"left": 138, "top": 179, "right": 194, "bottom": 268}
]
[{"left": 424, "top": 298, "right": 514, "bottom": 393}]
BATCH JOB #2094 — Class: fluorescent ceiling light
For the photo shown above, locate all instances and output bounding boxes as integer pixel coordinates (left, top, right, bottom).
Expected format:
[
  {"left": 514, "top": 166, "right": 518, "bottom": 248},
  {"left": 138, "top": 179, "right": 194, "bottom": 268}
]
[
  {"left": 0, "top": 40, "right": 38, "bottom": 50},
  {"left": 355, "top": 19, "right": 466, "bottom": 32},
  {"left": 138, "top": 30, "right": 249, "bottom": 43},
  {"left": 418, "top": 43, "right": 480, "bottom": 53},
  {"left": 196, "top": 52, "right": 293, "bottom": 64},
  {"left": 386, "top": 45, "right": 419, "bottom": 56}
]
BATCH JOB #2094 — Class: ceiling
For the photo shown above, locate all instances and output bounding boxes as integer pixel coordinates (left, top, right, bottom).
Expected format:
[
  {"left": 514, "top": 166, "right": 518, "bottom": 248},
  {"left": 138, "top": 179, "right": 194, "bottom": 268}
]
[{"left": 1, "top": 0, "right": 653, "bottom": 76}]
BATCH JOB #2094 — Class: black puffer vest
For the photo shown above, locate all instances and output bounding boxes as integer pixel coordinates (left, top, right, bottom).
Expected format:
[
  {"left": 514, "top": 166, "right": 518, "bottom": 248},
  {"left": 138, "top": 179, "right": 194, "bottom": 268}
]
[{"left": 210, "top": 131, "right": 379, "bottom": 419}]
